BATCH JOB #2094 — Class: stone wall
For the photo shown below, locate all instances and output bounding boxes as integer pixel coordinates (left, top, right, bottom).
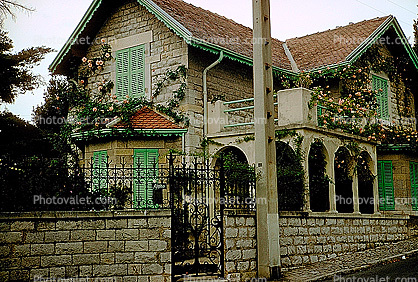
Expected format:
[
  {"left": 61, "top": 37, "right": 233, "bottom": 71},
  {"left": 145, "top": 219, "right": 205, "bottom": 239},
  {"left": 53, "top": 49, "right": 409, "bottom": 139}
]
[
  {"left": 0, "top": 211, "right": 171, "bottom": 281},
  {"left": 224, "top": 211, "right": 257, "bottom": 281},
  {"left": 278, "top": 214, "right": 410, "bottom": 270},
  {"left": 378, "top": 152, "right": 418, "bottom": 213}
]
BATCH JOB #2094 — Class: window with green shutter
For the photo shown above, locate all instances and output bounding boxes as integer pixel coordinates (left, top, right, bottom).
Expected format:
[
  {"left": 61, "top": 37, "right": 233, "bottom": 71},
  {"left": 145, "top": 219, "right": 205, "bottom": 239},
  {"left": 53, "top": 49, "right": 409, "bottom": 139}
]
[
  {"left": 133, "top": 149, "right": 159, "bottom": 209},
  {"left": 377, "top": 160, "right": 395, "bottom": 211},
  {"left": 372, "top": 75, "right": 389, "bottom": 120},
  {"left": 116, "top": 45, "right": 145, "bottom": 100},
  {"left": 93, "top": 150, "right": 108, "bottom": 192},
  {"left": 409, "top": 162, "right": 418, "bottom": 211}
]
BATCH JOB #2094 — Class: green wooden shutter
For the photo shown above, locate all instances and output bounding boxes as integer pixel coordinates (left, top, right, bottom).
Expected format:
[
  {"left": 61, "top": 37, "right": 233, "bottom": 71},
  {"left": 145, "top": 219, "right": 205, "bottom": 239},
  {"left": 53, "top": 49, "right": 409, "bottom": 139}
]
[
  {"left": 133, "top": 149, "right": 159, "bottom": 209},
  {"left": 93, "top": 150, "right": 108, "bottom": 192},
  {"left": 116, "top": 45, "right": 145, "bottom": 100},
  {"left": 130, "top": 45, "right": 145, "bottom": 98},
  {"left": 372, "top": 75, "right": 389, "bottom": 120},
  {"left": 410, "top": 162, "right": 418, "bottom": 211},
  {"left": 116, "top": 49, "right": 130, "bottom": 101},
  {"left": 377, "top": 161, "right": 395, "bottom": 211}
]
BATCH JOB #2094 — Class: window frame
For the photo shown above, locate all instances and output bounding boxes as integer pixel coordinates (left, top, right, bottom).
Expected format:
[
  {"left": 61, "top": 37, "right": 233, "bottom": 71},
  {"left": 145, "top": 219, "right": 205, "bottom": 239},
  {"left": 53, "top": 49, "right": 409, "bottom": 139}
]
[
  {"left": 372, "top": 75, "right": 390, "bottom": 121},
  {"left": 377, "top": 160, "right": 395, "bottom": 211},
  {"left": 92, "top": 150, "right": 108, "bottom": 192}
]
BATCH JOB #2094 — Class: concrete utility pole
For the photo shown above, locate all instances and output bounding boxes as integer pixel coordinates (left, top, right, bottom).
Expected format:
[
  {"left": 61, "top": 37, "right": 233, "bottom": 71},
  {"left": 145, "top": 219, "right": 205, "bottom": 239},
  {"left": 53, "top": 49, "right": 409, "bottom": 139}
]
[{"left": 252, "top": 0, "right": 281, "bottom": 279}]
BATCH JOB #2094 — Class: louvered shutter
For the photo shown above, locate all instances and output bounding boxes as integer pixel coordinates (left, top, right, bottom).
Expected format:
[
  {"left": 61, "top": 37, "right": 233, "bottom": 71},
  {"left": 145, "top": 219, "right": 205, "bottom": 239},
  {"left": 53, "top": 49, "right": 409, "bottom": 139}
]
[
  {"left": 133, "top": 149, "right": 159, "bottom": 209},
  {"left": 116, "top": 49, "right": 130, "bottom": 101},
  {"left": 373, "top": 75, "right": 389, "bottom": 120},
  {"left": 93, "top": 151, "right": 108, "bottom": 192},
  {"left": 410, "top": 162, "right": 418, "bottom": 211},
  {"left": 130, "top": 45, "right": 145, "bottom": 98},
  {"left": 377, "top": 161, "right": 395, "bottom": 211}
]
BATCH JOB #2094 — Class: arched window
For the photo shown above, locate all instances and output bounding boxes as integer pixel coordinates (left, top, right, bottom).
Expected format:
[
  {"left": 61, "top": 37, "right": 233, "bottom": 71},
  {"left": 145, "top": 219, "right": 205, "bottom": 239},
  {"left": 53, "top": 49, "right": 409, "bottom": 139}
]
[
  {"left": 276, "top": 141, "right": 304, "bottom": 211},
  {"left": 309, "top": 141, "right": 330, "bottom": 212}
]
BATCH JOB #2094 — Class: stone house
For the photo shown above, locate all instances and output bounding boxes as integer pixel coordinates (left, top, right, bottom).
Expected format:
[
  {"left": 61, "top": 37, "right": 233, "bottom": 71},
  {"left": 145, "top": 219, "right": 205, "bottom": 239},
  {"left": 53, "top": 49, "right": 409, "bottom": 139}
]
[{"left": 49, "top": 0, "right": 418, "bottom": 272}]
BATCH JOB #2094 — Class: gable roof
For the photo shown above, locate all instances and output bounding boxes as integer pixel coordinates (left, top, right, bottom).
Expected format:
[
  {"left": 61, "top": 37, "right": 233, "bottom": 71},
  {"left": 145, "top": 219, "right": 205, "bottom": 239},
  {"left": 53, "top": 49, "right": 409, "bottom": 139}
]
[
  {"left": 113, "top": 106, "right": 183, "bottom": 130},
  {"left": 286, "top": 16, "right": 389, "bottom": 71},
  {"left": 50, "top": 0, "right": 418, "bottom": 75}
]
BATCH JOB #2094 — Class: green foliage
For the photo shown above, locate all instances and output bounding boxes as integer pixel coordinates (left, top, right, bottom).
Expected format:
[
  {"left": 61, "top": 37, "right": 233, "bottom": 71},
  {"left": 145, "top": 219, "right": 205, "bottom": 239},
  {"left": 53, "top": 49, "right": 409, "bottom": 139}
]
[
  {"left": 0, "top": 29, "right": 53, "bottom": 103},
  {"left": 275, "top": 129, "right": 298, "bottom": 140},
  {"left": 414, "top": 18, "right": 418, "bottom": 55},
  {"left": 276, "top": 140, "right": 305, "bottom": 211}
]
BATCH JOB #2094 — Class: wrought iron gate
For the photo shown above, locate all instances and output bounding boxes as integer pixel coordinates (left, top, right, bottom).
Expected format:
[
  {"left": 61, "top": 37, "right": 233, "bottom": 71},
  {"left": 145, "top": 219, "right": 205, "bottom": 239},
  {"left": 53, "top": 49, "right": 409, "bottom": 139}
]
[{"left": 170, "top": 155, "right": 225, "bottom": 280}]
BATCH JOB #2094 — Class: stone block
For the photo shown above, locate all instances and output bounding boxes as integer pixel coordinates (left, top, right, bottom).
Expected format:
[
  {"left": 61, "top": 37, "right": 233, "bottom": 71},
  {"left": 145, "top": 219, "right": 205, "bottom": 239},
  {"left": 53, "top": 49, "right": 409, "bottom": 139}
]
[
  {"left": 73, "top": 254, "right": 100, "bottom": 265},
  {"left": 25, "top": 232, "right": 45, "bottom": 243},
  {"left": 142, "top": 263, "right": 163, "bottom": 275},
  {"left": 236, "top": 239, "right": 252, "bottom": 249},
  {"left": 226, "top": 250, "right": 241, "bottom": 261},
  {"left": 11, "top": 221, "right": 34, "bottom": 231},
  {"left": 30, "top": 268, "right": 49, "bottom": 280},
  {"left": 0, "top": 232, "right": 22, "bottom": 244},
  {"left": 125, "top": 240, "right": 148, "bottom": 252},
  {"left": 100, "top": 253, "right": 115, "bottom": 264},
  {"left": 149, "top": 240, "right": 167, "bottom": 252},
  {"left": 84, "top": 241, "right": 107, "bottom": 253},
  {"left": 93, "top": 264, "right": 127, "bottom": 276},
  {"left": 41, "top": 255, "right": 71, "bottom": 267},
  {"left": 128, "top": 218, "right": 147, "bottom": 228},
  {"left": 70, "top": 230, "right": 96, "bottom": 241},
  {"left": 135, "top": 252, "right": 157, "bottom": 263},
  {"left": 116, "top": 252, "right": 135, "bottom": 263},
  {"left": 55, "top": 242, "right": 83, "bottom": 254},
  {"left": 31, "top": 244, "right": 54, "bottom": 256},
  {"left": 49, "top": 267, "right": 65, "bottom": 278},
  {"left": 44, "top": 231, "right": 70, "bottom": 243},
  {"left": 106, "top": 219, "right": 128, "bottom": 229},
  {"left": 148, "top": 218, "right": 170, "bottom": 228},
  {"left": 225, "top": 228, "right": 238, "bottom": 238},
  {"left": 109, "top": 241, "right": 125, "bottom": 252},
  {"left": 10, "top": 269, "right": 29, "bottom": 281},
  {"left": 116, "top": 229, "right": 139, "bottom": 240},
  {"left": 13, "top": 244, "right": 30, "bottom": 257}
]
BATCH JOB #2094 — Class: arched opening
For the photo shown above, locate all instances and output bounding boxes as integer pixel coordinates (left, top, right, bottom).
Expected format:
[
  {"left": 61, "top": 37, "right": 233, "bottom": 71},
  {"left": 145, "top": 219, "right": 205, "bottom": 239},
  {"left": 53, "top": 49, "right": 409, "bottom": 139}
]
[
  {"left": 358, "top": 151, "right": 375, "bottom": 214},
  {"left": 215, "top": 146, "right": 254, "bottom": 208},
  {"left": 276, "top": 141, "right": 304, "bottom": 211},
  {"left": 335, "top": 147, "right": 354, "bottom": 213},
  {"left": 309, "top": 141, "right": 330, "bottom": 212}
]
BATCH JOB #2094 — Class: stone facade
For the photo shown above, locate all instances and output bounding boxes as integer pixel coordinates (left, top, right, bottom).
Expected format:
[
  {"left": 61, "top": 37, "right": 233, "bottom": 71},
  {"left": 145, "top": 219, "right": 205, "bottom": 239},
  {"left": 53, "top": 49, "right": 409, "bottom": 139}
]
[
  {"left": 224, "top": 212, "right": 257, "bottom": 281},
  {"left": 81, "top": 137, "right": 182, "bottom": 167},
  {"left": 278, "top": 214, "right": 410, "bottom": 270},
  {"left": 0, "top": 211, "right": 171, "bottom": 282}
]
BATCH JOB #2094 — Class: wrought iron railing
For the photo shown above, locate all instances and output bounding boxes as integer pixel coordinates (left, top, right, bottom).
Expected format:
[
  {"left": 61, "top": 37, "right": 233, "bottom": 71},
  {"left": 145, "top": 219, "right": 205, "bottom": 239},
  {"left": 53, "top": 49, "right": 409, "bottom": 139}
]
[{"left": 81, "top": 154, "right": 256, "bottom": 211}]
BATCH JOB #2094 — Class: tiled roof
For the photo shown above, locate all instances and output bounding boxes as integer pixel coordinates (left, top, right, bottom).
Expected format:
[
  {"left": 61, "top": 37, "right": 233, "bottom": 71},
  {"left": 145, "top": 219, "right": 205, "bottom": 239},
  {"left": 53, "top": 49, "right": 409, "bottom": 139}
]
[
  {"left": 151, "top": 0, "right": 292, "bottom": 70},
  {"left": 113, "top": 107, "right": 183, "bottom": 130},
  {"left": 286, "top": 16, "right": 390, "bottom": 71}
]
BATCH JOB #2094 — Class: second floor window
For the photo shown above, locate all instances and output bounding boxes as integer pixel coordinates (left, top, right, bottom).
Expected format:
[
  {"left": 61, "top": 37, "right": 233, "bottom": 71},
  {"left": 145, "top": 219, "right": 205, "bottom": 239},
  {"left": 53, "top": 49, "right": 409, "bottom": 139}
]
[
  {"left": 372, "top": 75, "right": 389, "bottom": 121},
  {"left": 116, "top": 45, "right": 145, "bottom": 100}
]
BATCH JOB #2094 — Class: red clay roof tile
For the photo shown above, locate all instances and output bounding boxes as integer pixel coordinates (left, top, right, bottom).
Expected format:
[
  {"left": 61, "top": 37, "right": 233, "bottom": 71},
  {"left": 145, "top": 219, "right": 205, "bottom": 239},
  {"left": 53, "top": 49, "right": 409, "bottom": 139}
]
[{"left": 113, "top": 107, "right": 183, "bottom": 130}]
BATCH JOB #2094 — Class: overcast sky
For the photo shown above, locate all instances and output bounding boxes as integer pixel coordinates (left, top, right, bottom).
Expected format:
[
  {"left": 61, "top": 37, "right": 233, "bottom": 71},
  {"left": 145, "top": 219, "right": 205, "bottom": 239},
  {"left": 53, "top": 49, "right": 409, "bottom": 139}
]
[{"left": 2, "top": 0, "right": 417, "bottom": 121}]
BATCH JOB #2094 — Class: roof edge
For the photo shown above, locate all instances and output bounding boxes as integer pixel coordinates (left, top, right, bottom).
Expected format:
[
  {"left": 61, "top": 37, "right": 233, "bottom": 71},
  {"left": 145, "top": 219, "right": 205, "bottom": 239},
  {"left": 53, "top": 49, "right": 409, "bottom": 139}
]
[{"left": 346, "top": 16, "right": 418, "bottom": 70}]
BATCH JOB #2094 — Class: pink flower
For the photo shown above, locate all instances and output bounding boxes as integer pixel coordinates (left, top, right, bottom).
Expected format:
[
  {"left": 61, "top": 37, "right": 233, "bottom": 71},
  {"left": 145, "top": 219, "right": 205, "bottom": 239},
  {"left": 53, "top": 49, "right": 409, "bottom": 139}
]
[
  {"left": 109, "top": 106, "right": 114, "bottom": 111},
  {"left": 98, "top": 86, "right": 103, "bottom": 91},
  {"left": 92, "top": 107, "right": 97, "bottom": 112},
  {"left": 101, "top": 38, "right": 106, "bottom": 43},
  {"left": 82, "top": 57, "right": 87, "bottom": 63},
  {"left": 123, "top": 100, "right": 128, "bottom": 104},
  {"left": 105, "top": 53, "right": 110, "bottom": 58}
]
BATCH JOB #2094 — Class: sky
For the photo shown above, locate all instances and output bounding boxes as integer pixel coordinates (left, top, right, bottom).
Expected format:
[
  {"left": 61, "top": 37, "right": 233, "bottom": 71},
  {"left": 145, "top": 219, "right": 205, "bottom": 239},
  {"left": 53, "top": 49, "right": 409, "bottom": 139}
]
[{"left": 1, "top": 0, "right": 417, "bottom": 122}]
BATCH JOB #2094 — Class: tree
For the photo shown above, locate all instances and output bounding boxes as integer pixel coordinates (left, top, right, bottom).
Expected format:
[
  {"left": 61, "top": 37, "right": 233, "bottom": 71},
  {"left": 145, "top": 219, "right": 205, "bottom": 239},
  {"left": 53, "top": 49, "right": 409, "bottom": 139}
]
[
  {"left": 0, "top": 0, "right": 33, "bottom": 19},
  {"left": 0, "top": 30, "right": 53, "bottom": 103}
]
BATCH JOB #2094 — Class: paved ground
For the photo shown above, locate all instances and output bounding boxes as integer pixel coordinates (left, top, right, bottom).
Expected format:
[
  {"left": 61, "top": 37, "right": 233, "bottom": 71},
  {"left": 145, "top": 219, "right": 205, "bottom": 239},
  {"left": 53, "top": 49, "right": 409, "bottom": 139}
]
[{"left": 279, "top": 236, "right": 418, "bottom": 281}]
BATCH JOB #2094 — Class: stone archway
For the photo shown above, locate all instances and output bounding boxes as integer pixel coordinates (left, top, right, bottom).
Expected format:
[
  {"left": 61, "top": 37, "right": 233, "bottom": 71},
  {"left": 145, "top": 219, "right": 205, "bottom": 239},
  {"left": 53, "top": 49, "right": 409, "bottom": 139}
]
[
  {"left": 309, "top": 141, "right": 330, "bottom": 212},
  {"left": 276, "top": 141, "right": 304, "bottom": 211},
  {"left": 335, "top": 147, "right": 354, "bottom": 213},
  {"left": 358, "top": 151, "right": 375, "bottom": 214}
]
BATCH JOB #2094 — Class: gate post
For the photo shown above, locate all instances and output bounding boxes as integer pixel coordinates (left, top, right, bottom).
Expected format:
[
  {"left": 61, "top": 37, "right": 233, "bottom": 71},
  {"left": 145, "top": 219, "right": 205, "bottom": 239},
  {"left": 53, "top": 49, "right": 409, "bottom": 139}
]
[{"left": 219, "top": 157, "right": 225, "bottom": 278}]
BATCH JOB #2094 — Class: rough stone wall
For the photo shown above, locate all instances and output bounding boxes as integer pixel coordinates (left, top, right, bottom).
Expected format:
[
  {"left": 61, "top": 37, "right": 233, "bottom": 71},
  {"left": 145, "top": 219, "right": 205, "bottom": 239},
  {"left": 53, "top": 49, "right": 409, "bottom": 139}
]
[
  {"left": 279, "top": 215, "right": 410, "bottom": 269},
  {"left": 378, "top": 153, "right": 418, "bottom": 213},
  {"left": 224, "top": 212, "right": 257, "bottom": 281},
  {"left": 0, "top": 211, "right": 171, "bottom": 281}
]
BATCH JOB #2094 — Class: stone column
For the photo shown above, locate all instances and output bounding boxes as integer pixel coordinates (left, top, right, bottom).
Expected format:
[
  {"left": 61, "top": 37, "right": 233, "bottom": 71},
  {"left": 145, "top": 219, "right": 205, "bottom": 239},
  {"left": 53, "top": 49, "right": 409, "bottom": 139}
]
[{"left": 328, "top": 152, "right": 337, "bottom": 213}]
